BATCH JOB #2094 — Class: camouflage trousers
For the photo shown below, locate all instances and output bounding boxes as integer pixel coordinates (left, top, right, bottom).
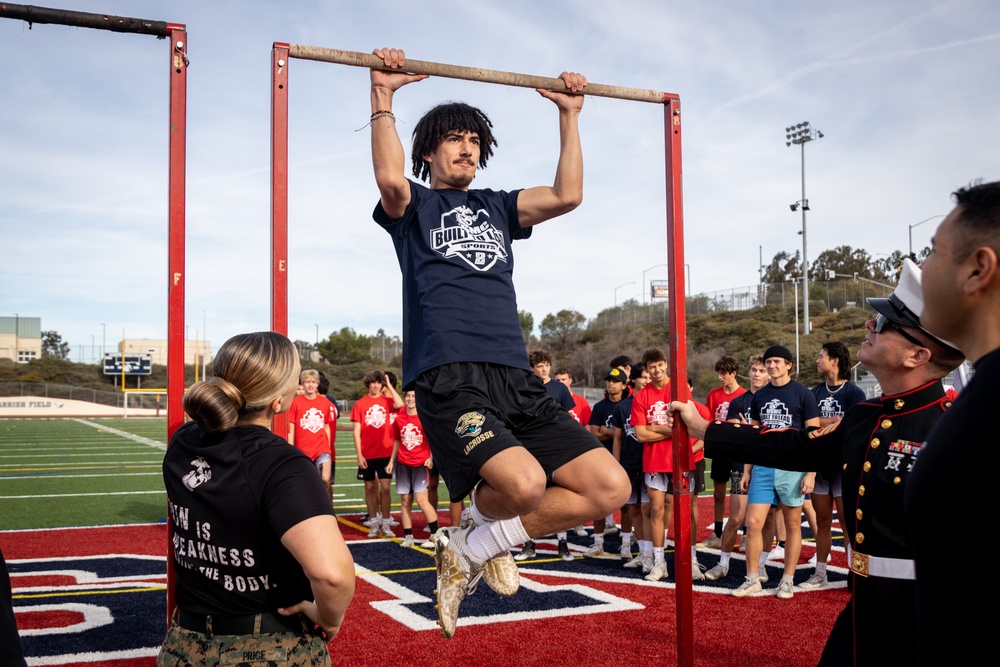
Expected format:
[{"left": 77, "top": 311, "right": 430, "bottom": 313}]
[{"left": 156, "top": 620, "right": 331, "bottom": 667}]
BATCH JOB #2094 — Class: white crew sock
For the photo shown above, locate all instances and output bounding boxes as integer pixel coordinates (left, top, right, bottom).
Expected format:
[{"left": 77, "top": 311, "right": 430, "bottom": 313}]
[
  {"left": 719, "top": 551, "right": 731, "bottom": 567},
  {"left": 758, "top": 551, "right": 769, "bottom": 569},
  {"left": 605, "top": 513, "right": 616, "bottom": 525},
  {"left": 653, "top": 546, "right": 665, "bottom": 565},
  {"left": 466, "top": 516, "right": 530, "bottom": 562},
  {"left": 593, "top": 535, "right": 605, "bottom": 547},
  {"left": 557, "top": 531, "right": 567, "bottom": 540},
  {"left": 816, "top": 562, "right": 828, "bottom": 576}
]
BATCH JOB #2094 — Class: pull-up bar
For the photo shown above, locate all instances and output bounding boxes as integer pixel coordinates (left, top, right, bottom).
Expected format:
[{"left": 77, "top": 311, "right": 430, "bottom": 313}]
[
  {"left": 272, "top": 43, "right": 693, "bottom": 665},
  {"left": 286, "top": 45, "right": 677, "bottom": 105},
  {"left": 0, "top": 3, "right": 175, "bottom": 36}
]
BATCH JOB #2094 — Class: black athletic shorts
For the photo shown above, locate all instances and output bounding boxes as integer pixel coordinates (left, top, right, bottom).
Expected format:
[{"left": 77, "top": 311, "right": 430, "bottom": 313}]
[
  {"left": 415, "top": 362, "right": 604, "bottom": 501},
  {"left": 356, "top": 456, "right": 391, "bottom": 482}
]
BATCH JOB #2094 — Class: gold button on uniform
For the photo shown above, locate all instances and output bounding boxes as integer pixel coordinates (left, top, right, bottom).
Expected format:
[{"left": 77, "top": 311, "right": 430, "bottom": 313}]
[
  {"left": 881, "top": 419, "right": 892, "bottom": 429},
  {"left": 859, "top": 485, "right": 865, "bottom": 496},
  {"left": 863, "top": 461, "right": 872, "bottom": 472},
  {"left": 856, "top": 533, "right": 865, "bottom": 544},
  {"left": 894, "top": 477, "right": 901, "bottom": 485},
  {"left": 871, "top": 438, "right": 880, "bottom": 448},
  {"left": 842, "top": 463, "right": 848, "bottom": 471},
  {"left": 894, "top": 399, "right": 905, "bottom": 411},
  {"left": 856, "top": 509, "right": 863, "bottom": 520}
]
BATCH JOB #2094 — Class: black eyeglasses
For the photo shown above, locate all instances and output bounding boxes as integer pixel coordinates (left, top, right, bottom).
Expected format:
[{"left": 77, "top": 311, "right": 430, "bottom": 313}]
[{"left": 874, "top": 313, "right": 929, "bottom": 348}]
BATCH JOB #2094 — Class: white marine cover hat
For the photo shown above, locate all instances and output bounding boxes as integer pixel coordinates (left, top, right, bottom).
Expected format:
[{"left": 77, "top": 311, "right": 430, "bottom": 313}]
[{"left": 866, "top": 258, "right": 961, "bottom": 353}]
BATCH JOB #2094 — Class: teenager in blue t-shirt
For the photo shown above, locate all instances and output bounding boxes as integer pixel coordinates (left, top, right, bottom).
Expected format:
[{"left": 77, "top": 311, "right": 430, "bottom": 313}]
[
  {"left": 736, "top": 345, "right": 819, "bottom": 600},
  {"left": 367, "top": 47, "right": 629, "bottom": 638}
]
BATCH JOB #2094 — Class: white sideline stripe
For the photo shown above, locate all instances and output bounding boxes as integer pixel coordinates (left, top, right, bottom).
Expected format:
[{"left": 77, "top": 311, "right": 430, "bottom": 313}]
[
  {"left": 2, "top": 491, "right": 164, "bottom": 500},
  {"left": 74, "top": 419, "right": 167, "bottom": 451},
  {"left": 1, "top": 472, "right": 161, "bottom": 481}
]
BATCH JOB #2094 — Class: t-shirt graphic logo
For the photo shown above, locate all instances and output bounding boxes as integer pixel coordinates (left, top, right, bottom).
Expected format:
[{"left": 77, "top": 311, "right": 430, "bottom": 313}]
[
  {"left": 714, "top": 402, "right": 730, "bottom": 421},
  {"left": 430, "top": 205, "right": 508, "bottom": 271},
  {"left": 646, "top": 401, "right": 671, "bottom": 425},
  {"left": 299, "top": 407, "right": 326, "bottom": 433},
  {"left": 181, "top": 456, "right": 211, "bottom": 491},
  {"left": 760, "top": 399, "right": 793, "bottom": 428},
  {"left": 365, "top": 404, "right": 388, "bottom": 429},
  {"left": 400, "top": 423, "right": 423, "bottom": 451},
  {"left": 817, "top": 396, "right": 843, "bottom": 419}
]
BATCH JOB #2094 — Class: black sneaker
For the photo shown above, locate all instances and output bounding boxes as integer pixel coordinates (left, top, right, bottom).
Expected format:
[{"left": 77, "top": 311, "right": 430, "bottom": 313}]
[
  {"left": 360, "top": 513, "right": 370, "bottom": 523},
  {"left": 558, "top": 538, "right": 574, "bottom": 562},
  {"left": 513, "top": 540, "right": 536, "bottom": 561}
]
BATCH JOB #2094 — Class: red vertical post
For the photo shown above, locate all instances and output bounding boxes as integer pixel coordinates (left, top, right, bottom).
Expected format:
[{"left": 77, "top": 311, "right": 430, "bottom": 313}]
[
  {"left": 664, "top": 95, "right": 694, "bottom": 666},
  {"left": 165, "top": 24, "right": 188, "bottom": 624},
  {"left": 271, "top": 43, "right": 290, "bottom": 438}
]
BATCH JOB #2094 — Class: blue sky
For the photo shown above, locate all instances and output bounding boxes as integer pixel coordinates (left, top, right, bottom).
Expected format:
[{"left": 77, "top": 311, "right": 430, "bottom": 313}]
[{"left": 2, "top": 0, "right": 998, "bottom": 361}]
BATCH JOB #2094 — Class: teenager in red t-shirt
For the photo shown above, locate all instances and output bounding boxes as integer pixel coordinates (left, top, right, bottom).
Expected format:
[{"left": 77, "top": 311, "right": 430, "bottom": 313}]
[
  {"left": 702, "top": 355, "right": 747, "bottom": 548},
  {"left": 388, "top": 391, "right": 440, "bottom": 548},
  {"left": 287, "top": 369, "right": 333, "bottom": 498},
  {"left": 631, "top": 347, "right": 709, "bottom": 582},
  {"left": 351, "top": 369, "right": 403, "bottom": 537}
]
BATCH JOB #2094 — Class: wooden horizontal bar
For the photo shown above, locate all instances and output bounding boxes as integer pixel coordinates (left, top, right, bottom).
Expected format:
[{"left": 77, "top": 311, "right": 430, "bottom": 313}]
[{"left": 287, "top": 44, "right": 674, "bottom": 105}]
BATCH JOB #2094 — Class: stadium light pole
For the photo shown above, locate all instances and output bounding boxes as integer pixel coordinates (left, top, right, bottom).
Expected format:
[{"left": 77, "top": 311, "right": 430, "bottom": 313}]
[
  {"left": 785, "top": 121, "right": 823, "bottom": 336},
  {"left": 614, "top": 281, "right": 635, "bottom": 308},
  {"left": 908, "top": 215, "right": 946, "bottom": 259},
  {"left": 642, "top": 263, "right": 667, "bottom": 305},
  {"left": 314, "top": 323, "right": 319, "bottom": 346}
]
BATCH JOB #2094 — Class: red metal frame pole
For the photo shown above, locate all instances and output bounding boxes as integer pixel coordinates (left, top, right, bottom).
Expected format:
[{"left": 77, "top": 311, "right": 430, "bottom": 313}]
[
  {"left": 664, "top": 95, "right": 694, "bottom": 667},
  {"left": 270, "top": 43, "right": 290, "bottom": 438},
  {"left": 165, "top": 24, "right": 188, "bottom": 624}
]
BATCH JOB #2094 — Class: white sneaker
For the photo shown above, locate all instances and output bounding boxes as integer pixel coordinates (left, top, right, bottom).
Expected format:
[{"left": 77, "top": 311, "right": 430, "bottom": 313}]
[
  {"left": 380, "top": 523, "right": 395, "bottom": 538},
  {"left": 807, "top": 553, "right": 833, "bottom": 565},
  {"left": 619, "top": 542, "right": 633, "bottom": 560},
  {"left": 731, "top": 577, "right": 762, "bottom": 597},
  {"left": 573, "top": 525, "right": 588, "bottom": 537},
  {"left": 642, "top": 554, "right": 654, "bottom": 575},
  {"left": 704, "top": 563, "right": 728, "bottom": 580},
  {"left": 583, "top": 542, "right": 607, "bottom": 557},
  {"left": 644, "top": 562, "right": 668, "bottom": 581},
  {"left": 798, "top": 571, "right": 828, "bottom": 589},
  {"left": 692, "top": 561, "right": 706, "bottom": 581},
  {"left": 603, "top": 523, "right": 619, "bottom": 536},
  {"left": 624, "top": 554, "right": 645, "bottom": 569},
  {"left": 367, "top": 524, "right": 379, "bottom": 538},
  {"left": 758, "top": 565, "right": 769, "bottom": 583},
  {"left": 699, "top": 533, "right": 723, "bottom": 549},
  {"left": 418, "top": 539, "right": 435, "bottom": 549},
  {"left": 767, "top": 545, "right": 785, "bottom": 561},
  {"left": 400, "top": 535, "right": 414, "bottom": 548},
  {"left": 776, "top": 579, "right": 794, "bottom": 599}
]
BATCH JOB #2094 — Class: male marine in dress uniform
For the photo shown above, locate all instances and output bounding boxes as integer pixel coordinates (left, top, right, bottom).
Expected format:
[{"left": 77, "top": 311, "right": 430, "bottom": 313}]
[{"left": 671, "top": 258, "right": 964, "bottom": 666}]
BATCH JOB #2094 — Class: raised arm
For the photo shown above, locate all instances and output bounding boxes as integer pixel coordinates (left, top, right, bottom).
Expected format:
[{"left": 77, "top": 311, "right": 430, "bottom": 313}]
[
  {"left": 517, "top": 71, "right": 587, "bottom": 227},
  {"left": 370, "top": 48, "right": 428, "bottom": 219}
]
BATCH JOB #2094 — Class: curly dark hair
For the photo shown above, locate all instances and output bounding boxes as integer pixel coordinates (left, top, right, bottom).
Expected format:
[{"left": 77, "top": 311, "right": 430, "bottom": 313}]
[{"left": 411, "top": 102, "right": 498, "bottom": 182}]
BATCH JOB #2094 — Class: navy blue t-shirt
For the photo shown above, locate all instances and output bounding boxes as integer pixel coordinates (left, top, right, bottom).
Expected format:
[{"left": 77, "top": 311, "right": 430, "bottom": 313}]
[
  {"left": 374, "top": 180, "right": 529, "bottom": 388},
  {"left": 543, "top": 378, "right": 575, "bottom": 411},
  {"left": 811, "top": 380, "right": 866, "bottom": 421},
  {"left": 588, "top": 396, "right": 622, "bottom": 435},
  {"left": 611, "top": 396, "right": 643, "bottom": 472},
  {"left": 750, "top": 380, "right": 820, "bottom": 430},
  {"left": 726, "top": 391, "right": 754, "bottom": 424}
]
